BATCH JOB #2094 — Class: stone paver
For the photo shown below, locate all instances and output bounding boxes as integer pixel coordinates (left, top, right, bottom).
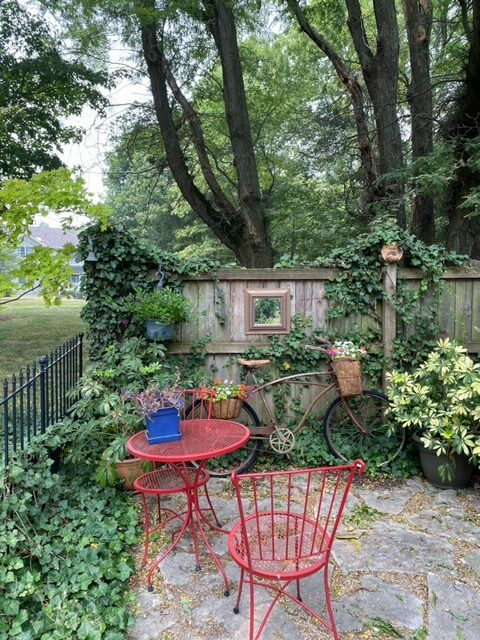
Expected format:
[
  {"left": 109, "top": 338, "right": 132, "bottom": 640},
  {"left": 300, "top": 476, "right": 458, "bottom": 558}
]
[
  {"left": 427, "top": 573, "right": 480, "bottom": 640},
  {"left": 333, "top": 576, "right": 423, "bottom": 633},
  {"left": 128, "top": 476, "right": 480, "bottom": 640},
  {"left": 333, "top": 520, "right": 455, "bottom": 575},
  {"left": 356, "top": 483, "right": 419, "bottom": 515}
]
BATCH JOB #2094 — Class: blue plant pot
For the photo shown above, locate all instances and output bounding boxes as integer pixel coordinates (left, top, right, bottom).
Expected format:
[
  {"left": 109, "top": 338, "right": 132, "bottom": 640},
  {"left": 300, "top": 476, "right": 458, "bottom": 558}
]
[
  {"left": 144, "top": 321, "right": 175, "bottom": 341},
  {"left": 146, "top": 406, "right": 181, "bottom": 444}
]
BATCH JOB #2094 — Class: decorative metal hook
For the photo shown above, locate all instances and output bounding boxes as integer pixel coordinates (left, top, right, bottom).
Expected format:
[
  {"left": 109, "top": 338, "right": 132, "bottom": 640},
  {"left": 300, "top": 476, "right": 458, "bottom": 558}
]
[{"left": 155, "top": 264, "right": 164, "bottom": 291}]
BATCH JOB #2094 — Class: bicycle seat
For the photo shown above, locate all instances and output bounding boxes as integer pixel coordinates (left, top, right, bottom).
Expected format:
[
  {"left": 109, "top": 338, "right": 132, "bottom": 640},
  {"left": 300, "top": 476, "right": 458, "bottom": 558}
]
[{"left": 237, "top": 358, "right": 271, "bottom": 369}]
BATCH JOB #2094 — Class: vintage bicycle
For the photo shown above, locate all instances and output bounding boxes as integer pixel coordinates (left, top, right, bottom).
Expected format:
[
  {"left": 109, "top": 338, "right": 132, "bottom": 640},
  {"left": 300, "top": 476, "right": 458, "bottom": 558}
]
[{"left": 186, "top": 343, "right": 405, "bottom": 477}]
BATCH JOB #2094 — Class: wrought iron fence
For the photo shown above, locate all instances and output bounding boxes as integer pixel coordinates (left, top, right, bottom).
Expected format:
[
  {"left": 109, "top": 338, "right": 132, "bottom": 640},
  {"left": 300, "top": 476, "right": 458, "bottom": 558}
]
[{"left": 1, "top": 334, "right": 84, "bottom": 466}]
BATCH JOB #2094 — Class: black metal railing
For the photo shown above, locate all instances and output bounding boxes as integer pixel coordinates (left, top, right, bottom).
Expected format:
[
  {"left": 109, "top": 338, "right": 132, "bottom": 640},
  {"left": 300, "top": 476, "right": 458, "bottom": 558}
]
[{"left": 1, "top": 334, "right": 83, "bottom": 466}]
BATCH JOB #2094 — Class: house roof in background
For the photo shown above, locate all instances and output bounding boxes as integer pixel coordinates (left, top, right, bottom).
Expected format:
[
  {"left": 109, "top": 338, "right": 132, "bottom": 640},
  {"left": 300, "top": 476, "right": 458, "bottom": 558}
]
[{"left": 28, "top": 226, "right": 79, "bottom": 249}]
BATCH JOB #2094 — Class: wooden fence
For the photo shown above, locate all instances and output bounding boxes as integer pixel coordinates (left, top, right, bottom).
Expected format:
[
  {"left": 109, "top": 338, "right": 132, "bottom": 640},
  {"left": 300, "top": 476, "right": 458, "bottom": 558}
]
[{"left": 168, "top": 266, "right": 480, "bottom": 376}]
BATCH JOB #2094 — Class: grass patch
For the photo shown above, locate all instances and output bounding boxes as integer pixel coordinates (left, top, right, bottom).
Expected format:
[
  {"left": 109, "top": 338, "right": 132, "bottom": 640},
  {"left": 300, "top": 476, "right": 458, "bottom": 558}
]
[
  {"left": 0, "top": 298, "right": 86, "bottom": 380},
  {"left": 344, "top": 503, "right": 384, "bottom": 529}
]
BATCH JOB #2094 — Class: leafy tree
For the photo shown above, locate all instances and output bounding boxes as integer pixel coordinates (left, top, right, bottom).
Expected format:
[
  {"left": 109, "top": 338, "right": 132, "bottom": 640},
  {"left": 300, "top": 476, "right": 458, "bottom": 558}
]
[
  {"left": 441, "top": 0, "right": 480, "bottom": 257},
  {"left": 34, "top": 0, "right": 480, "bottom": 261},
  {"left": 0, "top": 0, "right": 110, "bottom": 180},
  {"left": 0, "top": 169, "right": 110, "bottom": 305}
]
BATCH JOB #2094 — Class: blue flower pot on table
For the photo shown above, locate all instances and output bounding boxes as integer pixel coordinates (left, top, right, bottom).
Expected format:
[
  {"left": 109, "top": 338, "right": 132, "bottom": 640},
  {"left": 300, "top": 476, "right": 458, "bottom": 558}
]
[{"left": 146, "top": 406, "right": 181, "bottom": 444}]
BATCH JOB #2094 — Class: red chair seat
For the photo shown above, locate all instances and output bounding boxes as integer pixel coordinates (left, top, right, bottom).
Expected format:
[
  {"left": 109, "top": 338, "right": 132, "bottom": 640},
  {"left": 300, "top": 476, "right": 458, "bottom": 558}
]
[
  {"left": 228, "top": 512, "right": 330, "bottom": 579},
  {"left": 134, "top": 466, "right": 209, "bottom": 494}
]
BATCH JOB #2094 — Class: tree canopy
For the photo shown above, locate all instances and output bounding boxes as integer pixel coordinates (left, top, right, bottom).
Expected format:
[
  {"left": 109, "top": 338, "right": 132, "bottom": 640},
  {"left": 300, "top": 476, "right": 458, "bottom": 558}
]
[
  {"left": 0, "top": 0, "right": 109, "bottom": 180},
  {"left": 2, "top": 0, "right": 479, "bottom": 269}
]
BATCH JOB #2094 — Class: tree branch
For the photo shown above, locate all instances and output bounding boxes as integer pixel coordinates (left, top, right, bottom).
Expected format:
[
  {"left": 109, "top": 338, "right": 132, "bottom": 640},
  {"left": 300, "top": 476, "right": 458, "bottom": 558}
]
[
  {"left": 345, "top": 0, "right": 375, "bottom": 69},
  {"left": 161, "top": 53, "right": 237, "bottom": 217},
  {"left": 287, "top": 0, "right": 379, "bottom": 204},
  {"left": 0, "top": 283, "right": 41, "bottom": 305}
]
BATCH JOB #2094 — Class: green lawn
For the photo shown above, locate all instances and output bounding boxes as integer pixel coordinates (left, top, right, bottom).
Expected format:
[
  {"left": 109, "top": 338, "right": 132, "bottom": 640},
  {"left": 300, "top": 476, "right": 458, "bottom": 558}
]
[{"left": 0, "top": 298, "right": 86, "bottom": 381}]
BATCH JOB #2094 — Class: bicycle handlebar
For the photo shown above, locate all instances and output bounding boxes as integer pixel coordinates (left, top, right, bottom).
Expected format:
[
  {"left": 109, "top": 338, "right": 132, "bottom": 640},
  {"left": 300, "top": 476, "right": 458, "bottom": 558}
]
[{"left": 304, "top": 343, "right": 330, "bottom": 352}]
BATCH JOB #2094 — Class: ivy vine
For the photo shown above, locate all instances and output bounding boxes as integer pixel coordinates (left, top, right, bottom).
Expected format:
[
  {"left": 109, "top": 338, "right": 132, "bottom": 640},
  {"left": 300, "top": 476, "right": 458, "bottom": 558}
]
[
  {"left": 0, "top": 424, "right": 138, "bottom": 639},
  {"left": 315, "top": 218, "right": 467, "bottom": 370},
  {"left": 78, "top": 223, "right": 221, "bottom": 359}
]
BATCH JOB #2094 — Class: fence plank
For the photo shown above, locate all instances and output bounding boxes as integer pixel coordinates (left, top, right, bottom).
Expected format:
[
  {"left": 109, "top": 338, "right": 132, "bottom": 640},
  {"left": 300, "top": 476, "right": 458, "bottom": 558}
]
[{"left": 169, "top": 267, "right": 480, "bottom": 372}]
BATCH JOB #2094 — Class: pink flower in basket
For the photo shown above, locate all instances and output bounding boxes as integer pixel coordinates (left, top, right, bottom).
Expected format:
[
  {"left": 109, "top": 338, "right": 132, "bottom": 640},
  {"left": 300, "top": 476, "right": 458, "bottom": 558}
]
[
  {"left": 328, "top": 341, "right": 367, "bottom": 361},
  {"left": 210, "top": 379, "right": 247, "bottom": 402}
]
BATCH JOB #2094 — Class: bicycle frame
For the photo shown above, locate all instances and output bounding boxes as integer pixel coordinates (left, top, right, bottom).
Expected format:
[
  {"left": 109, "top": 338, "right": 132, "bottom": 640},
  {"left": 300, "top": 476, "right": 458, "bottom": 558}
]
[{"left": 244, "top": 369, "right": 370, "bottom": 442}]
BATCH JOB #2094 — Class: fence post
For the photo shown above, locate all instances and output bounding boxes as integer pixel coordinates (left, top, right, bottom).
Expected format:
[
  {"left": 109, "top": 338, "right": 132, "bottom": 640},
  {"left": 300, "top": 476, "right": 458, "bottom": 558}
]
[
  {"left": 39, "top": 356, "right": 47, "bottom": 434},
  {"left": 78, "top": 333, "right": 84, "bottom": 379},
  {"left": 3, "top": 378, "right": 8, "bottom": 466},
  {"left": 381, "top": 245, "right": 403, "bottom": 392}
]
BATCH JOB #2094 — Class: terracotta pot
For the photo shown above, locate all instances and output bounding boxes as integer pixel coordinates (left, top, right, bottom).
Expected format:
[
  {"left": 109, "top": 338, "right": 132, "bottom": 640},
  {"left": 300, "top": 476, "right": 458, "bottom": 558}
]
[
  {"left": 412, "top": 433, "right": 475, "bottom": 489},
  {"left": 115, "top": 457, "right": 145, "bottom": 490}
]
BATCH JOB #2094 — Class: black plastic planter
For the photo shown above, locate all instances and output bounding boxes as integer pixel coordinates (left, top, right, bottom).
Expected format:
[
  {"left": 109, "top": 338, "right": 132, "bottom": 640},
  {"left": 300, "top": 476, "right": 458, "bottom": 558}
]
[{"left": 412, "top": 433, "right": 475, "bottom": 489}]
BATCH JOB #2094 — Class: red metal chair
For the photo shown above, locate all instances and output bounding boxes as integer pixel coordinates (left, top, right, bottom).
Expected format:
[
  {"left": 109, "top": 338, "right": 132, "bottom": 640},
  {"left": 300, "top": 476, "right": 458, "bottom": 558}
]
[
  {"left": 227, "top": 460, "right": 365, "bottom": 640},
  {"left": 133, "top": 389, "right": 219, "bottom": 591}
]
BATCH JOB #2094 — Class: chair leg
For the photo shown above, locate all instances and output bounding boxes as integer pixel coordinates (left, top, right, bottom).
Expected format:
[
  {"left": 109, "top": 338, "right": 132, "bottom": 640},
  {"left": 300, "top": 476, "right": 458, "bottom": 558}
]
[
  {"left": 323, "top": 564, "right": 339, "bottom": 640},
  {"left": 248, "top": 577, "right": 255, "bottom": 640},
  {"left": 140, "top": 493, "right": 150, "bottom": 567},
  {"left": 296, "top": 578, "right": 302, "bottom": 602},
  {"left": 233, "top": 568, "right": 245, "bottom": 614}
]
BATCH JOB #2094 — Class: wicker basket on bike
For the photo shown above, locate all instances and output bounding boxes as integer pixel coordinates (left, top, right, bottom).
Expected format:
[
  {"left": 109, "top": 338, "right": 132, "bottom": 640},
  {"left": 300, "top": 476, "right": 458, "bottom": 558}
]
[
  {"left": 330, "top": 359, "right": 362, "bottom": 397},
  {"left": 327, "top": 340, "right": 365, "bottom": 397},
  {"left": 209, "top": 380, "right": 246, "bottom": 420}
]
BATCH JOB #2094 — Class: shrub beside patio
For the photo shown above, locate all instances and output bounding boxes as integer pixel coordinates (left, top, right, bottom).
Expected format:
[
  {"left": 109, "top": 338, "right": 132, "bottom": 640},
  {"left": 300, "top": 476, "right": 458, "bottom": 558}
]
[{"left": 0, "top": 425, "right": 138, "bottom": 639}]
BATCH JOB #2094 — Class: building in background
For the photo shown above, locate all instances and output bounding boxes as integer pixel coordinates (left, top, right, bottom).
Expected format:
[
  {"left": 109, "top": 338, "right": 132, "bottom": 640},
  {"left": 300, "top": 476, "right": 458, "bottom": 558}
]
[{"left": 16, "top": 226, "right": 83, "bottom": 294}]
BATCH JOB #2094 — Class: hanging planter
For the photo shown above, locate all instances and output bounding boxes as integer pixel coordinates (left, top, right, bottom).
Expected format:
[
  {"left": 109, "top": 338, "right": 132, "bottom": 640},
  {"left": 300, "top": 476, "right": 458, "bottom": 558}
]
[
  {"left": 211, "top": 398, "right": 243, "bottom": 419},
  {"left": 144, "top": 321, "right": 175, "bottom": 341},
  {"left": 128, "top": 286, "right": 192, "bottom": 342}
]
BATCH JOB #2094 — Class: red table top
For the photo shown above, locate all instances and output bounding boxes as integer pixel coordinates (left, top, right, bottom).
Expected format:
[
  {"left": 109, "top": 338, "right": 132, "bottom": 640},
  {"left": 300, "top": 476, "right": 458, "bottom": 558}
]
[{"left": 126, "top": 419, "right": 250, "bottom": 463}]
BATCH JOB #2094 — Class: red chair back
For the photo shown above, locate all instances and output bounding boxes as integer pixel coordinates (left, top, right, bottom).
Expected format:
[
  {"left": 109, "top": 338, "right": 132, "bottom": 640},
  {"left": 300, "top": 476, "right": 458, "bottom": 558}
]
[
  {"left": 230, "top": 460, "right": 365, "bottom": 578},
  {"left": 179, "top": 388, "right": 213, "bottom": 420}
]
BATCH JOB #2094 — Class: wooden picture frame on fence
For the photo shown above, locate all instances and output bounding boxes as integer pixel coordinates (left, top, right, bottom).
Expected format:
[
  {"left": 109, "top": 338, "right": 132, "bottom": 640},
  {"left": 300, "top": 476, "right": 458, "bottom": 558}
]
[{"left": 244, "top": 289, "right": 291, "bottom": 334}]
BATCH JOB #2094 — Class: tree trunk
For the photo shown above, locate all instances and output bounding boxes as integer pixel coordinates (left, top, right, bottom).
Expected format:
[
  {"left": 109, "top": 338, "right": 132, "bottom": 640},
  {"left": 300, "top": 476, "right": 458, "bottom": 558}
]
[
  {"left": 287, "top": 0, "right": 380, "bottom": 221},
  {"left": 442, "top": 0, "right": 480, "bottom": 258},
  {"left": 403, "top": 0, "right": 435, "bottom": 244},
  {"left": 203, "top": 1, "right": 273, "bottom": 265},
  {"left": 346, "top": 0, "right": 405, "bottom": 228},
  {"left": 137, "top": 0, "right": 274, "bottom": 267}
]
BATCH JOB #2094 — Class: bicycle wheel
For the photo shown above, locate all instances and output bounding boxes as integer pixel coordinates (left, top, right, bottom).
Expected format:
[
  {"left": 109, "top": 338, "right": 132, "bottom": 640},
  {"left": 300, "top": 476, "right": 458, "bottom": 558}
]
[
  {"left": 323, "top": 390, "right": 405, "bottom": 466},
  {"left": 185, "top": 399, "right": 263, "bottom": 477}
]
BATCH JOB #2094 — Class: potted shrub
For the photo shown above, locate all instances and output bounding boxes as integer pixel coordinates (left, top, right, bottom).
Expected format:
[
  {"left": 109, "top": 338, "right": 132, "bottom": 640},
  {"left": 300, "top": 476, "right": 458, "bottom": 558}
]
[
  {"left": 207, "top": 379, "right": 247, "bottom": 419},
  {"left": 386, "top": 338, "right": 480, "bottom": 488},
  {"left": 131, "top": 386, "right": 184, "bottom": 444},
  {"left": 129, "top": 288, "right": 191, "bottom": 341},
  {"left": 65, "top": 338, "right": 171, "bottom": 488}
]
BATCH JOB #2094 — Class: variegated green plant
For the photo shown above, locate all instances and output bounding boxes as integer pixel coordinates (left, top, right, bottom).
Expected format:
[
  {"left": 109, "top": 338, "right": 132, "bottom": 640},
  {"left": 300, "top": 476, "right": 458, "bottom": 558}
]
[{"left": 386, "top": 338, "right": 480, "bottom": 476}]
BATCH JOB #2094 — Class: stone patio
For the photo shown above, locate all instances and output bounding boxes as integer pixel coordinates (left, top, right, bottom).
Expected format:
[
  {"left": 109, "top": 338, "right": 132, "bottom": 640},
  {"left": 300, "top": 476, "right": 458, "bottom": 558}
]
[{"left": 127, "top": 475, "right": 480, "bottom": 640}]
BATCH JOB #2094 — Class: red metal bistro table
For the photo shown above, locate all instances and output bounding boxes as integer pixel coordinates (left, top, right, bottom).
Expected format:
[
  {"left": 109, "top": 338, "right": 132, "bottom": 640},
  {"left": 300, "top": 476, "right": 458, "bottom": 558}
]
[{"left": 126, "top": 419, "right": 250, "bottom": 595}]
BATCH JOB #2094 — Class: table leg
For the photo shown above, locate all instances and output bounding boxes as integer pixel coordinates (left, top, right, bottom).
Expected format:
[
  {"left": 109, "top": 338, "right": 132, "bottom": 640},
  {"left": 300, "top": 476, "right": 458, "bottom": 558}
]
[
  {"left": 187, "top": 463, "right": 230, "bottom": 596},
  {"left": 146, "top": 496, "right": 193, "bottom": 592}
]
